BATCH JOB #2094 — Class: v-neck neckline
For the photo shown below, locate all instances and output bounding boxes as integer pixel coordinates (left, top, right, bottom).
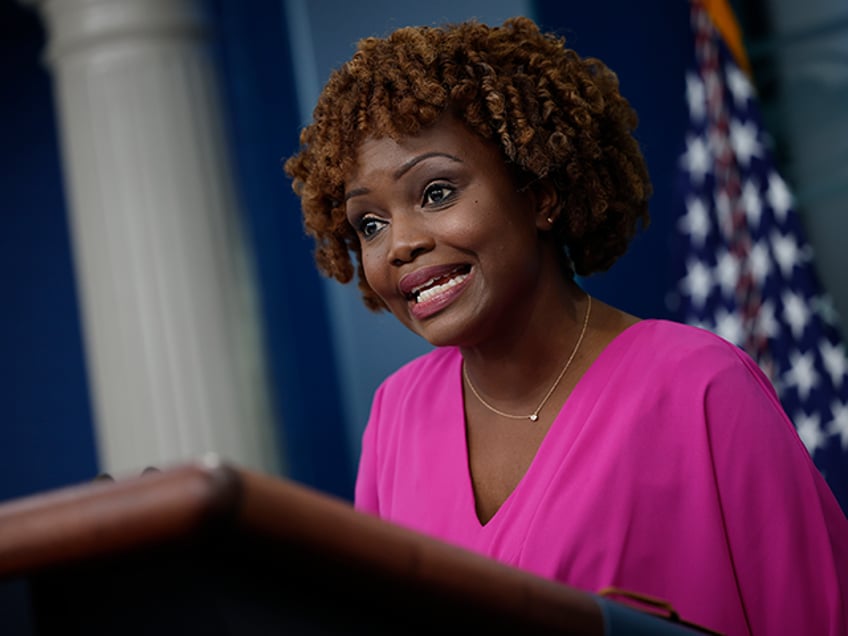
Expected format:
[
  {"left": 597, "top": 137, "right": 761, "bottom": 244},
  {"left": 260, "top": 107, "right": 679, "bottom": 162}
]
[{"left": 456, "top": 319, "right": 649, "bottom": 530}]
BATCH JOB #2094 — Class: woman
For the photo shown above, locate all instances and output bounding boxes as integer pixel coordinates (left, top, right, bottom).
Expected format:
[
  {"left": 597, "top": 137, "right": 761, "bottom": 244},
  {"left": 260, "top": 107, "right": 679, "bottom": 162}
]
[{"left": 285, "top": 17, "right": 848, "bottom": 636}]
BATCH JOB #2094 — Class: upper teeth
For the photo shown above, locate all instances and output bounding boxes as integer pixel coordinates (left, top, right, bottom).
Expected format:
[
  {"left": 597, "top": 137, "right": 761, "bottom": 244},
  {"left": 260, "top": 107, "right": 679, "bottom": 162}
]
[{"left": 415, "top": 272, "right": 468, "bottom": 303}]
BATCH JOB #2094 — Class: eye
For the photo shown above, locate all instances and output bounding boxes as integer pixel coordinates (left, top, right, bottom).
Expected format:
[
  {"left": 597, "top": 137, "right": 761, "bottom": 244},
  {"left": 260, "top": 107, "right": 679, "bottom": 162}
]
[
  {"left": 422, "top": 182, "right": 456, "bottom": 207},
  {"left": 357, "top": 215, "right": 387, "bottom": 239}
]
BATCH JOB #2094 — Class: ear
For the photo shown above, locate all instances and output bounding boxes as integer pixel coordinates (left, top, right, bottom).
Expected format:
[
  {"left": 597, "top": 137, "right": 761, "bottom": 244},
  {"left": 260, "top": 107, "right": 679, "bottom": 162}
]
[{"left": 530, "top": 178, "right": 561, "bottom": 231}]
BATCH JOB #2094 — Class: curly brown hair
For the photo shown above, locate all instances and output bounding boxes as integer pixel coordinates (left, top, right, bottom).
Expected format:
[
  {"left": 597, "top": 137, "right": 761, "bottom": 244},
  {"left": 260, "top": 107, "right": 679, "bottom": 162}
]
[{"left": 284, "top": 16, "right": 651, "bottom": 311}]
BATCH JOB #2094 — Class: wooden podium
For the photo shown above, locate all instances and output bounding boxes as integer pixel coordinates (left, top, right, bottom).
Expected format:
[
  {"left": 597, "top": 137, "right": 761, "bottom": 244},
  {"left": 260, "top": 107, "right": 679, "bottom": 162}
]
[{"left": 0, "top": 461, "right": 703, "bottom": 635}]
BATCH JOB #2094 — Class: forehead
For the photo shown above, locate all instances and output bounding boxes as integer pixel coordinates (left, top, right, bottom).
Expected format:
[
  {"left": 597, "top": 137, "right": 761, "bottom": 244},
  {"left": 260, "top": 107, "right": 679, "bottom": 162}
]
[{"left": 345, "top": 114, "right": 500, "bottom": 187}]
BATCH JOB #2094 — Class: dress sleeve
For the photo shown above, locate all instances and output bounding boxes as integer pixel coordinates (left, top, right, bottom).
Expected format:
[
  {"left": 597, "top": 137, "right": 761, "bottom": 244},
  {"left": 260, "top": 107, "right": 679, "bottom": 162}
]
[
  {"left": 354, "top": 383, "right": 385, "bottom": 515},
  {"left": 704, "top": 349, "right": 848, "bottom": 636}
]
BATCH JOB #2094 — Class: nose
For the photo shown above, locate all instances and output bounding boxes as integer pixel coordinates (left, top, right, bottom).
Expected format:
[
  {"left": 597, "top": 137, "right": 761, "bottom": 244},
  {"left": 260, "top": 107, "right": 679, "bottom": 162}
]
[{"left": 387, "top": 213, "right": 435, "bottom": 266}]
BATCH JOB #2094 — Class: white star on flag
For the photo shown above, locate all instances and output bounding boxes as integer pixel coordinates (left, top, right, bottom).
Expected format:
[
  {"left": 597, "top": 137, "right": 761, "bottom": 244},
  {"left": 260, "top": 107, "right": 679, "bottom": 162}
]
[
  {"left": 681, "top": 134, "right": 712, "bottom": 184},
  {"left": 783, "top": 351, "right": 820, "bottom": 401},
  {"left": 715, "top": 307, "right": 745, "bottom": 345},
  {"left": 741, "top": 179, "right": 763, "bottom": 228},
  {"left": 686, "top": 72, "right": 707, "bottom": 121},
  {"left": 748, "top": 241, "right": 771, "bottom": 284},
  {"left": 681, "top": 259, "right": 713, "bottom": 308},
  {"left": 725, "top": 63, "right": 754, "bottom": 105},
  {"left": 781, "top": 290, "right": 811, "bottom": 339},
  {"left": 771, "top": 230, "right": 801, "bottom": 278},
  {"left": 678, "top": 197, "right": 712, "bottom": 247},
  {"left": 715, "top": 250, "right": 740, "bottom": 297},
  {"left": 756, "top": 300, "right": 780, "bottom": 339},
  {"left": 767, "top": 172, "right": 793, "bottom": 222},
  {"left": 796, "top": 413, "right": 826, "bottom": 455},
  {"left": 821, "top": 340, "right": 848, "bottom": 387},
  {"left": 828, "top": 401, "right": 848, "bottom": 450},
  {"left": 729, "top": 119, "right": 762, "bottom": 166}
]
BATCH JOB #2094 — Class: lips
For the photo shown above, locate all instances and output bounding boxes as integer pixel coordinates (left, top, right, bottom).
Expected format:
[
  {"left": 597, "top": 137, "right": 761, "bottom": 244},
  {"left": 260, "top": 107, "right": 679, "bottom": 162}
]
[
  {"left": 398, "top": 263, "right": 473, "bottom": 320},
  {"left": 399, "top": 264, "right": 471, "bottom": 301}
]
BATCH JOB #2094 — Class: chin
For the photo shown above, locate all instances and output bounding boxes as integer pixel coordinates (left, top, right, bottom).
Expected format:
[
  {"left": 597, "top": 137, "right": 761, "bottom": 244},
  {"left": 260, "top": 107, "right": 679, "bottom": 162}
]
[
  {"left": 409, "top": 314, "right": 483, "bottom": 348},
  {"left": 389, "top": 293, "right": 487, "bottom": 347}
]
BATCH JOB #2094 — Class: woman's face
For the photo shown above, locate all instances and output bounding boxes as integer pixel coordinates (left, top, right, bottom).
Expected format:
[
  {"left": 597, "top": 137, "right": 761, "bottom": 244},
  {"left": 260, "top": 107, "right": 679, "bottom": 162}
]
[{"left": 344, "top": 114, "right": 552, "bottom": 347}]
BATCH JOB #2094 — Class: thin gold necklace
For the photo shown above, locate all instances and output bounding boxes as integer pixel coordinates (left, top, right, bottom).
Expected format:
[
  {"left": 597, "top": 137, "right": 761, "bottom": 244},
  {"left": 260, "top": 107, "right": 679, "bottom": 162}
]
[{"left": 462, "top": 295, "right": 592, "bottom": 422}]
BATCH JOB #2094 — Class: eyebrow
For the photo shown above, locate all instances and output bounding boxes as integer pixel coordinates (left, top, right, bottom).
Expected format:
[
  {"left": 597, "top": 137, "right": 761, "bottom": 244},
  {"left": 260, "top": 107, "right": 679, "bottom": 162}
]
[
  {"left": 394, "top": 151, "right": 463, "bottom": 179},
  {"left": 344, "top": 151, "right": 463, "bottom": 202}
]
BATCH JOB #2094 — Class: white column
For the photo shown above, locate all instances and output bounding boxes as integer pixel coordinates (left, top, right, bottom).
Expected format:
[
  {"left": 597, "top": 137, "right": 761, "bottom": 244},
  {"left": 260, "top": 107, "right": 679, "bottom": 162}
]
[{"left": 26, "top": 0, "right": 279, "bottom": 476}]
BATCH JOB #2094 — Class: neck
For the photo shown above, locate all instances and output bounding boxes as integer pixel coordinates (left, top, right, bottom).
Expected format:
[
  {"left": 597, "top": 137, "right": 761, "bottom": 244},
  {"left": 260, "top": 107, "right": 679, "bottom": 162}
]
[{"left": 460, "top": 280, "right": 589, "bottom": 406}]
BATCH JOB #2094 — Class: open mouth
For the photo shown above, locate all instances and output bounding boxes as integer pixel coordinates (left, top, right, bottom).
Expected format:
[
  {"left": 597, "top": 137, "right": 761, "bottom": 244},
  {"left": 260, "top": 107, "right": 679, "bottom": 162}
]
[{"left": 406, "top": 264, "right": 471, "bottom": 304}]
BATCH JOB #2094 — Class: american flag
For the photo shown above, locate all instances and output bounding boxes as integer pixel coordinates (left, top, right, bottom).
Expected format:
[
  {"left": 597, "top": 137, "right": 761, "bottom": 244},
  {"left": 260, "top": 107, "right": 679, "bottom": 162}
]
[{"left": 671, "top": 1, "right": 848, "bottom": 512}]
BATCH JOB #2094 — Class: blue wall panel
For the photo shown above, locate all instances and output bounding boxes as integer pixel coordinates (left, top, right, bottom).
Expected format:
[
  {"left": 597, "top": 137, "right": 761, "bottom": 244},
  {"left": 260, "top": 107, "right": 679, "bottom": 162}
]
[
  {"left": 0, "top": 0, "right": 98, "bottom": 504},
  {"left": 534, "top": 1, "right": 693, "bottom": 321},
  {"left": 211, "top": 0, "right": 354, "bottom": 498},
  {"left": 0, "top": 2, "right": 99, "bottom": 628}
]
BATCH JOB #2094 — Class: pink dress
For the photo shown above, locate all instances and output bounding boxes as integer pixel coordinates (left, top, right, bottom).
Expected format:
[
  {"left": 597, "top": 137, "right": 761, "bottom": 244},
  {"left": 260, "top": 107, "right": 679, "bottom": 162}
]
[{"left": 355, "top": 320, "right": 848, "bottom": 636}]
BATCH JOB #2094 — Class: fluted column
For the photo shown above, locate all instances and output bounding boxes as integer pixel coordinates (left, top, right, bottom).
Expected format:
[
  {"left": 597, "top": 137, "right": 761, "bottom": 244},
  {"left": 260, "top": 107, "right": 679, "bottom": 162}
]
[{"left": 25, "top": 0, "right": 279, "bottom": 476}]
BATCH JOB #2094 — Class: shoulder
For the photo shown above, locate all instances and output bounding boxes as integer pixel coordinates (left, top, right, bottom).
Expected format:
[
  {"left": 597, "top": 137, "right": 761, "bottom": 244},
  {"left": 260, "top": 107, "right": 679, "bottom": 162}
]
[
  {"left": 362, "top": 346, "right": 462, "bottom": 460},
  {"left": 626, "top": 319, "right": 742, "bottom": 359},
  {"left": 607, "top": 320, "right": 783, "bottom": 415},
  {"left": 624, "top": 319, "right": 767, "bottom": 381},
  {"left": 367, "top": 347, "right": 462, "bottom": 419},
  {"left": 377, "top": 346, "right": 460, "bottom": 394}
]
